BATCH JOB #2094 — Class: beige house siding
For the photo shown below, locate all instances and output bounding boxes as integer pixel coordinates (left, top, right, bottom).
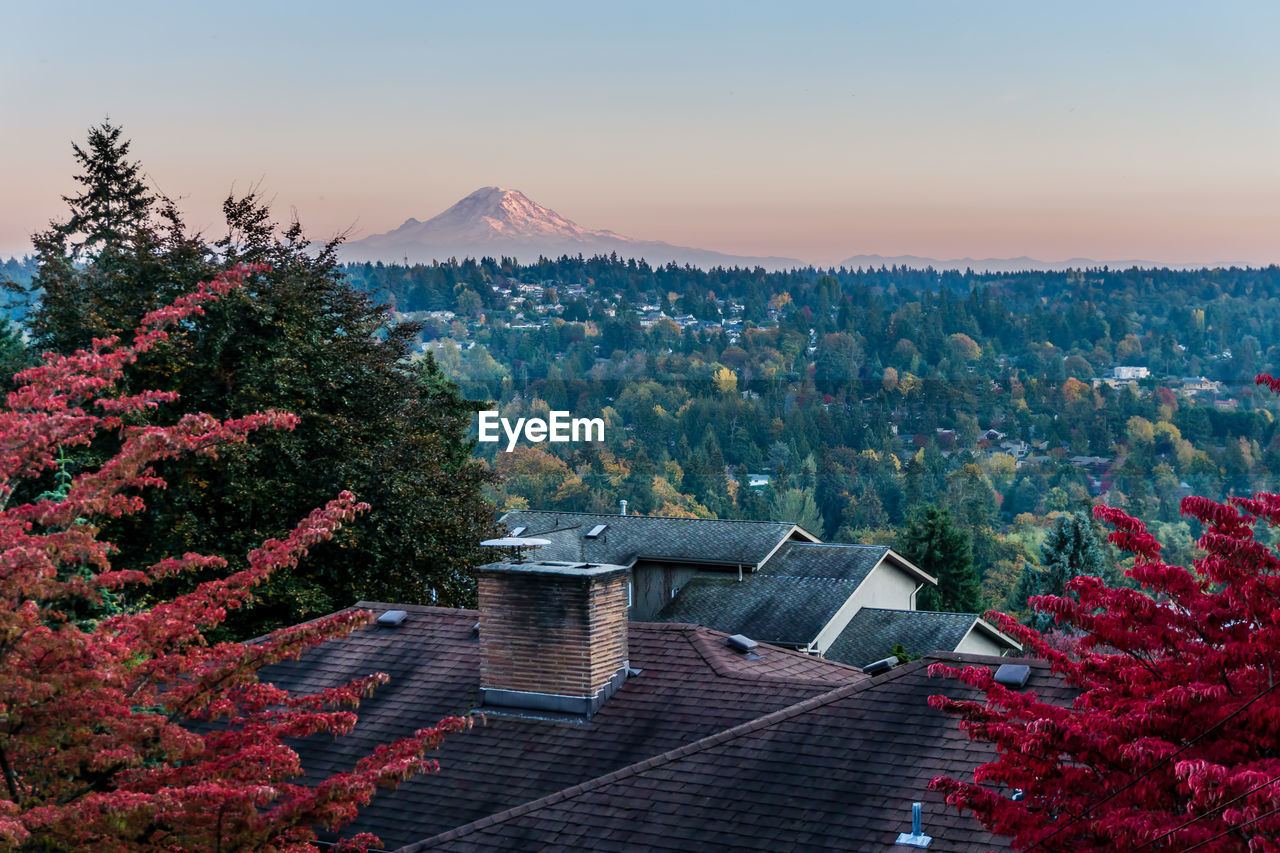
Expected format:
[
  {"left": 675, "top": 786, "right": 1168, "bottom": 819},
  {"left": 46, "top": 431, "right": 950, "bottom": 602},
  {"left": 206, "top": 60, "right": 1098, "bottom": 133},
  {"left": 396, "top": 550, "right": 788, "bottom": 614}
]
[
  {"left": 955, "top": 625, "right": 1012, "bottom": 657},
  {"left": 810, "top": 558, "right": 922, "bottom": 654}
]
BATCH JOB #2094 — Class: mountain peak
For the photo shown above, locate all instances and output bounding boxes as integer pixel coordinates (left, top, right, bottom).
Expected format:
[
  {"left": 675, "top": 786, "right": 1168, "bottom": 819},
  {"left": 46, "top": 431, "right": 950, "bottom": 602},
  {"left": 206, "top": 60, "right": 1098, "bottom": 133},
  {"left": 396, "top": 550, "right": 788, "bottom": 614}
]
[
  {"left": 407, "top": 186, "right": 599, "bottom": 243},
  {"left": 344, "top": 188, "right": 802, "bottom": 270}
]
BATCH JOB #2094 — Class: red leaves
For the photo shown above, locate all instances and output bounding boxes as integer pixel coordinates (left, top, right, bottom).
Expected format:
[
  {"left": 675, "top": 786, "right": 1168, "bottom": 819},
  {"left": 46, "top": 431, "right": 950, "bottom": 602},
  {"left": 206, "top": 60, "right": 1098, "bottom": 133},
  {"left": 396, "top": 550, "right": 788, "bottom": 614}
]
[
  {"left": 0, "top": 268, "right": 464, "bottom": 851},
  {"left": 930, "top": 374, "right": 1280, "bottom": 851}
]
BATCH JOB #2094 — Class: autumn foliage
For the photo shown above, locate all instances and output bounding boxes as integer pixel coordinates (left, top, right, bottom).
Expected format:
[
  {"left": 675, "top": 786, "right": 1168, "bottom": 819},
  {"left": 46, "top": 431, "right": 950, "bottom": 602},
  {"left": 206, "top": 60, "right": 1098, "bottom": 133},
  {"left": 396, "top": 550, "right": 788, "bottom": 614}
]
[
  {"left": 929, "top": 373, "right": 1280, "bottom": 852},
  {"left": 0, "top": 266, "right": 468, "bottom": 851}
]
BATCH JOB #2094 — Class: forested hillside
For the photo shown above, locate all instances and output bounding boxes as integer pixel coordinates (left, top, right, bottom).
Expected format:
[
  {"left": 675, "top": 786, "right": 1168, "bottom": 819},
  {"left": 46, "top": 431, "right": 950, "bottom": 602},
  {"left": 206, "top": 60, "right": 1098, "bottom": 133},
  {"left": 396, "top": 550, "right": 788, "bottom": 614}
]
[{"left": 340, "top": 255, "right": 1280, "bottom": 611}]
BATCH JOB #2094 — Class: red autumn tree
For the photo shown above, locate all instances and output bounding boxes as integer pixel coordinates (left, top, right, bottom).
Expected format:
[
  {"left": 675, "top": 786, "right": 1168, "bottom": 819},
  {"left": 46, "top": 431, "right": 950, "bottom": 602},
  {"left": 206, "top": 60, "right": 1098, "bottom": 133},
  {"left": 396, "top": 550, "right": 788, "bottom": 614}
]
[
  {"left": 929, "top": 374, "right": 1280, "bottom": 852},
  {"left": 0, "top": 265, "right": 468, "bottom": 852}
]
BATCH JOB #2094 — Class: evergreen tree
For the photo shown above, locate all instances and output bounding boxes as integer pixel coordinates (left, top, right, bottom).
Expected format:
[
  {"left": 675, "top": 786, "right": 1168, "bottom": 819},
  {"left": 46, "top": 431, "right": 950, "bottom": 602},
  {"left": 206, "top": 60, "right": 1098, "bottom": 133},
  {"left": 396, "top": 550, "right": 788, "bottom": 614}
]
[
  {"left": 27, "top": 124, "right": 498, "bottom": 637},
  {"left": 897, "top": 505, "right": 981, "bottom": 612},
  {"left": 0, "top": 321, "right": 32, "bottom": 389},
  {"left": 1007, "top": 511, "right": 1115, "bottom": 630}
]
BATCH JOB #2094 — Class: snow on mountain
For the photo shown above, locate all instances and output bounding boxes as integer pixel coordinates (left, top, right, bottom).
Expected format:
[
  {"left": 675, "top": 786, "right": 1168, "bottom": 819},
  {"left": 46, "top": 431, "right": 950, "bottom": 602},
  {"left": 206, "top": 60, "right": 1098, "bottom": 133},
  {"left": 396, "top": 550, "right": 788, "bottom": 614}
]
[{"left": 342, "top": 188, "right": 800, "bottom": 271}]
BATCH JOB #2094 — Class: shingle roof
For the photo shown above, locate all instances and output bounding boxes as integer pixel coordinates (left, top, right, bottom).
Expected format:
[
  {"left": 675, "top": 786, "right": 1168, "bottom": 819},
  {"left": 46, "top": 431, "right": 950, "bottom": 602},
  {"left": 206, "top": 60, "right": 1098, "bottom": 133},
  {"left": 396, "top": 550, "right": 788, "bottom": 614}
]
[
  {"left": 758, "top": 542, "right": 889, "bottom": 580},
  {"left": 259, "top": 602, "right": 863, "bottom": 850},
  {"left": 500, "top": 510, "right": 812, "bottom": 568},
  {"left": 652, "top": 575, "right": 852, "bottom": 646},
  {"left": 651, "top": 542, "right": 890, "bottom": 645},
  {"left": 825, "top": 608, "right": 983, "bottom": 668},
  {"left": 402, "top": 653, "right": 1074, "bottom": 853}
]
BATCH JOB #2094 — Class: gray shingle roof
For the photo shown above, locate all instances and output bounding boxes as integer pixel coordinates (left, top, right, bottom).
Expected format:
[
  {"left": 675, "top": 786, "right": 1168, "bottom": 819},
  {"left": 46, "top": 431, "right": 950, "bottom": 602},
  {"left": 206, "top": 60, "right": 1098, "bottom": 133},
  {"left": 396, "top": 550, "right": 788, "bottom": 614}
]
[
  {"left": 500, "top": 510, "right": 810, "bottom": 568},
  {"left": 652, "top": 542, "right": 890, "bottom": 645},
  {"left": 402, "top": 653, "right": 1074, "bottom": 853},
  {"left": 825, "top": 608, "right": 982, "bottom": 668},
  {"left": 259, "top": 602, "right": 863, "bottom": 850},
  {"left": 758, "top": 542, "right": 889, "bottom": 580}
]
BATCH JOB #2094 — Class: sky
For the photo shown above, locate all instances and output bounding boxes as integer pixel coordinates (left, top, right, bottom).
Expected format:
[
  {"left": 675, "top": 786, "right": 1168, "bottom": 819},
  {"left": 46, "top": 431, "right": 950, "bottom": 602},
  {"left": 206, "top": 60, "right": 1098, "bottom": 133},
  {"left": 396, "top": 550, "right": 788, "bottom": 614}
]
[{"left": 2, "top": 1, "right": 1279, "bottom": 266}]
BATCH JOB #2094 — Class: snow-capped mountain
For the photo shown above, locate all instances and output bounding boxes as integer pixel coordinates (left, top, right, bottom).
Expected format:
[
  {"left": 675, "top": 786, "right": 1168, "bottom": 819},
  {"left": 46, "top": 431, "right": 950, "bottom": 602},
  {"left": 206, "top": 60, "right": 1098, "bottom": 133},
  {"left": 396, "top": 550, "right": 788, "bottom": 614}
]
[{"left": 342, "top": 187, "right": 800, "bottom": 270}]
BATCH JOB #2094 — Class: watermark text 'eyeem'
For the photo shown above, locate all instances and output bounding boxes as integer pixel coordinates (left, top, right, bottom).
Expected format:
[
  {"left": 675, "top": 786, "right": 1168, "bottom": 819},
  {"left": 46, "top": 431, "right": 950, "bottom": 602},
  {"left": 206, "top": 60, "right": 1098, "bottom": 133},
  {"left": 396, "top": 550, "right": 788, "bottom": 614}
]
[{"left": 477, "top": 410, "right": 605, "bottom": 452}]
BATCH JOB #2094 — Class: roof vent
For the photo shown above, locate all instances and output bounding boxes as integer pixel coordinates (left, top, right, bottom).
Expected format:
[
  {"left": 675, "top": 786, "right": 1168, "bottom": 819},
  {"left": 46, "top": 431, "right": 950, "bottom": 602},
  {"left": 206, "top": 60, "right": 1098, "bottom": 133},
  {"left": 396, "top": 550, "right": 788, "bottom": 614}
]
[
  {"left": 994, "top": 664, "right": 1031, "bottom": 688},
  {"left": 726, "top": 634, "right": 758, "bottom": 653},
  {"left": 376, "top": 609, "right": 408, "bottom": 628},
  {"left": 863, "top": 657, "right": 897, "bottom": 676},
  {"left": 895, "top": 802, "right": 932, "bottom": 848},
  {"left": 584, "top": 524, "right": 607, "bottom": 539}
]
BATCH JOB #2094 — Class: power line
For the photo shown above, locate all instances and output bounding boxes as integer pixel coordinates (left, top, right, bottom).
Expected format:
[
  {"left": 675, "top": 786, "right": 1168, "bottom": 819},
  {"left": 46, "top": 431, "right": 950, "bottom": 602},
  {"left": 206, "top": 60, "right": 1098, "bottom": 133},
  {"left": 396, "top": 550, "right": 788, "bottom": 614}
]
[
  {"left": 1025, "top": 677, "right": 1280, "bottom": 851},
  {"left": 1130, "top": 772, "right": 1280, "bottom": 852},
  {"left": 1174, "top": 801, "right": 1280, "bottom": 853}
]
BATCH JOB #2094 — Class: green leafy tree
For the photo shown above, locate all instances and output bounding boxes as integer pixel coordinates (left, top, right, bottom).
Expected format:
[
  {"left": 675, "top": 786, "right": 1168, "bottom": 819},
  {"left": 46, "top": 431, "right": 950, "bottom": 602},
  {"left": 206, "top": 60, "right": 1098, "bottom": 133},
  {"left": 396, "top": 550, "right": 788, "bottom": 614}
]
[
  {"left": 769, "top": 487, "right": 823, "bottom": 534},
  {"left": 898, "top": 505, "right": 981, "bottom": 613},
  {"left": 28, "top": 124, "right": 498, "bottom": 636}
]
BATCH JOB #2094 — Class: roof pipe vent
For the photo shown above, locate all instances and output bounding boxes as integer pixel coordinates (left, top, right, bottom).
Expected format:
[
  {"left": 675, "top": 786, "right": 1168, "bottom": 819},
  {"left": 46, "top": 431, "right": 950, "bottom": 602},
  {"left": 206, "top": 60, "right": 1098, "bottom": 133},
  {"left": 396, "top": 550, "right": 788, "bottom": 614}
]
[
  {"left": 863, "top": 657, "right": 898, "bottom": 676},
  {"left": 376, "top": 610, "right": 408, "bottom": 628},
  {"left": 619, "top": 499, "right": 627, "bottom": 516},
  {"left": 895, "top": 802, "right": 932, "bottom": 848}
]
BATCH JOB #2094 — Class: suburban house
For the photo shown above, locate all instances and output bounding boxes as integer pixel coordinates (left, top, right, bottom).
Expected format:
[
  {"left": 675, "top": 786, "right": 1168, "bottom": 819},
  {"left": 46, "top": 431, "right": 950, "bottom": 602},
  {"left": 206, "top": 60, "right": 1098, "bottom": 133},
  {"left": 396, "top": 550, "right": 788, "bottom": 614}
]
[
  {"left": 500, "top": 510, "right": 1021, "bottom": 664},
  {"left": 260, "top": 559, "right": 1060, "bottom": 851},
  {"left": 1094, "top": 364, "right": 1151, "bottom": 389},
  {"left": 499, "top": 510, "right": 821, "bottom": 621}
]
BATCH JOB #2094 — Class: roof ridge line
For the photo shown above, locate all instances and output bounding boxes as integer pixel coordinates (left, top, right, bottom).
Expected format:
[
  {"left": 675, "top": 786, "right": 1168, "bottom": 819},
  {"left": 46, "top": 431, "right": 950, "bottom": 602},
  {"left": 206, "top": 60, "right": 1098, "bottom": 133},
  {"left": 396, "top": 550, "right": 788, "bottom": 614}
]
[
  {"left": 757, "top": 573, "right": 865, "bottom": 582},
  {"left": 785, "top": 542, "right": 888, "bottom": 549},
  {"left": 503, "top": 509, "right": 802, "bottom": 526},
  {"left": 871, "top": 607, "right": 980, "bottom": 618},
  {"left": 401, "top": 658, "right": 935, "bottom": 851},
  {"left": 681, "top": 625, "right": 866, "bottom": 683}
]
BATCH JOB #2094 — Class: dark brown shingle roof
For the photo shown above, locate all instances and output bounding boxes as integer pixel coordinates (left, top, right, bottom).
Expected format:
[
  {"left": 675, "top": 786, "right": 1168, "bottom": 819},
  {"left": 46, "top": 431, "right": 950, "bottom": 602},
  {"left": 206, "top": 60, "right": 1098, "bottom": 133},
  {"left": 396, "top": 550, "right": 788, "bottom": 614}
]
[
  {"left": 401, "top": 653, "right": 1073, "bottom": 853},
  {"left": 259, "top": 602, "right": 863, "bottom": 849}
]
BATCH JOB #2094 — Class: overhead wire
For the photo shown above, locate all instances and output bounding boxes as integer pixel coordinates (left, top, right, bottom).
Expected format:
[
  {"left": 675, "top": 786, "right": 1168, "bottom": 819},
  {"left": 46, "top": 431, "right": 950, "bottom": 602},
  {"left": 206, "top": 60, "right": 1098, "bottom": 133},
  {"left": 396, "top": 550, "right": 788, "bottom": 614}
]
[
  {"left": 1024, "top": 677, "right": 1280, "bottom": 851},
  {"left": 1130, "top": 771, "right": 1280, "bottom": 851},
  {"left": 1173, "top": 801, "right": 1280, "bottom": 853}
]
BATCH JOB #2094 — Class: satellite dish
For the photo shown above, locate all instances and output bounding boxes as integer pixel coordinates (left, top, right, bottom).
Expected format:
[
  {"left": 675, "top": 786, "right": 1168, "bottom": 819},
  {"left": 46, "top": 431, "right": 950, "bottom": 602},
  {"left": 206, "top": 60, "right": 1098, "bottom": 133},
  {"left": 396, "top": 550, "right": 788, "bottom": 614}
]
[{"left": 480, "top": 536, "right": 551, "bottom": 563}]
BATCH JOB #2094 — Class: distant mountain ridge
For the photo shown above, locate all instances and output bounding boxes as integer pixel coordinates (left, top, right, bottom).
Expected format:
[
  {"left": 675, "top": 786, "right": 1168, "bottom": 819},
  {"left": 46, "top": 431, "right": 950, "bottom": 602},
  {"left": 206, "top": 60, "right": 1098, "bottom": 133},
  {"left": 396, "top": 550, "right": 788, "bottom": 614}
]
[
  {"left": 342, "top": 187, "right": 801, "bottom": 271},
  {"left": 340, "top": 187, "right": 1247, "bottom": 272}
]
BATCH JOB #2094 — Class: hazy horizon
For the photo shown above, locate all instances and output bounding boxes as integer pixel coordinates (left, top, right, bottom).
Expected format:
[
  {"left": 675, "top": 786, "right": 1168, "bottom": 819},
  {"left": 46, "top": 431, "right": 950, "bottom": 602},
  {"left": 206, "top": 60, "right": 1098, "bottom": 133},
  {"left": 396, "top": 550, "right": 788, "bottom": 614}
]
[{"left": 3, "top": 1, "right": 1278, "bottom": 266}]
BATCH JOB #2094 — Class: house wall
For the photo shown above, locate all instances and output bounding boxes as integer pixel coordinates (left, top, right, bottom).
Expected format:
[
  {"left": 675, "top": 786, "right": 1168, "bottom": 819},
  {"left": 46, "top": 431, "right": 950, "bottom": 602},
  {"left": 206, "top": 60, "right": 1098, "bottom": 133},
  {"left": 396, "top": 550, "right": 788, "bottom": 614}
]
[
  {"left": 630, "top": 561, "right": 705, "bottom": 621},
  {"left": 811, "top": 560, "right": 920, "bottom": 654},
  {"left": 848, "top": 565, "right": 919, "bottom": 611},
  {"left": 955, "top": 627, "right": 1009, "bottom": 657}
]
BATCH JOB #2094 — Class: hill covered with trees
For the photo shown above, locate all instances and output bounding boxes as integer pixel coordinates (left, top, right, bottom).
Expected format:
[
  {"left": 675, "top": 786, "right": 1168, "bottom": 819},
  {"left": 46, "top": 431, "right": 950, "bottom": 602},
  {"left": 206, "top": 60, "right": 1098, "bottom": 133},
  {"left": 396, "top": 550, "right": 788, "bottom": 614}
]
[{"left": 333, "top": 254, "right": 1280, "bottom": 612}]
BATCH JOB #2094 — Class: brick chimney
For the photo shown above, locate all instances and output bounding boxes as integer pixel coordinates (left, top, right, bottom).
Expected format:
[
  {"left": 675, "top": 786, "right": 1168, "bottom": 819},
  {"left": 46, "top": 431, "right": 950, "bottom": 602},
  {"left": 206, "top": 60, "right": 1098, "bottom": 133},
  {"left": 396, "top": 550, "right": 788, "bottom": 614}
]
[{"left": 476, "top": 561, "right": 630, "bottom": 717}]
